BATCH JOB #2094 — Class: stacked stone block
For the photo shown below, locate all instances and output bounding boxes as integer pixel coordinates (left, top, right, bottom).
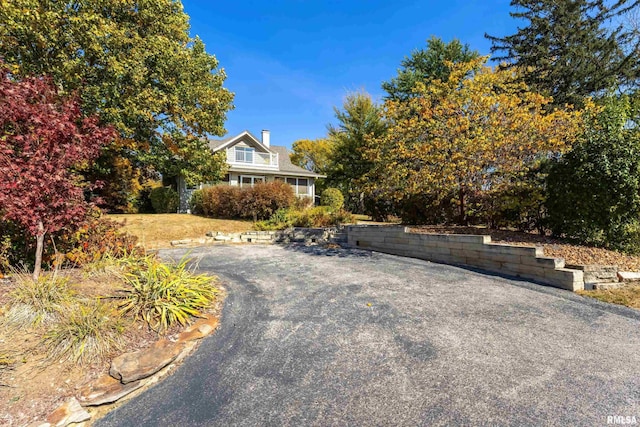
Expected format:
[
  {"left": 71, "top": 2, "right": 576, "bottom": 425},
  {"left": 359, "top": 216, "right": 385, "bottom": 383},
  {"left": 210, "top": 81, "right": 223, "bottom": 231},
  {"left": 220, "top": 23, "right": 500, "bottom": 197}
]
[{"left": 347, "top": 225, "right": 584, "bottom": 291}]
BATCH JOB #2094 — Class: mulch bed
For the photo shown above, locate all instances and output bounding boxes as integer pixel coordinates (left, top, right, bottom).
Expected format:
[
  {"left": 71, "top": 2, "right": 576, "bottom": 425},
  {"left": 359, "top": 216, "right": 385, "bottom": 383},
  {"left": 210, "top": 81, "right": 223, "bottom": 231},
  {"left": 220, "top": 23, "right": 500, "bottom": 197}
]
[{"left": 409, "top": 226, "right": 640, "bottom": 271}]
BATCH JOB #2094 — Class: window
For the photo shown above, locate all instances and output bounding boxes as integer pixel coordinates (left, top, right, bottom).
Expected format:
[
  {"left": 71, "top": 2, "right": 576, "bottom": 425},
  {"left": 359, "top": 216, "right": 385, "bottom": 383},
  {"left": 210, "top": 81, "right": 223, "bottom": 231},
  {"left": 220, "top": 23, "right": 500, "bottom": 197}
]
[
  {"left": 240, "top": 175, "right": 264, "bottom": 187},
  {"left": 235, "top": 147, "right": 254, "bottom": 163},
  {"left": 285, "top": 177, "right": 310, "bottom": 195},
  {"left": 297, "top": 178, "right": 309, "bottom": 195}
]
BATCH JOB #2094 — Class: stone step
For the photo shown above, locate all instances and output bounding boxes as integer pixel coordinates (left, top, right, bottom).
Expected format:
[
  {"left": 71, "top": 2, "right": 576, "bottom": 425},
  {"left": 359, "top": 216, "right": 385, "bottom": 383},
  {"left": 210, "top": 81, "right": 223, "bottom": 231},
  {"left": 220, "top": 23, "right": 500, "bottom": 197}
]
[
  {"left": 617, "top": 271, "right": 640, "bottom": 283},
  {"left": 566, "top": 264, "right": 618, "bottom": 283},
  {"left": 592, "top": 282, "right": 624, "bottom": 290}
]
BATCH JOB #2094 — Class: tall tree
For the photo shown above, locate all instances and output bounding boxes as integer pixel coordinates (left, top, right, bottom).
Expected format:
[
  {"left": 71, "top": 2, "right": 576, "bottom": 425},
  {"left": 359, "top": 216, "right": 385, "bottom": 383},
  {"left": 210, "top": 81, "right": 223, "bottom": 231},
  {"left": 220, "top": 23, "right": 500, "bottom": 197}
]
[
  {"left": 0, "top": 68, "right": 114, "bottom": 279},
  {"left": 290, "top": 138, "right": 333, "bottom": 194},
  {"left": 382, "top": 36, "right": 480, "bottom": 101},
  {"left": 487, "top": 0, "right": 640, "bottom": 107},
  {"left": 325, "top": 91, "right": 387, "bottom": 212},
  {"left": 290, "top": 138, "right": 334, "bottom": 174},
  {"left": 368, "top": 58, "right": 586, "bottom": 225},
  {"left": 0, "top": 0, "right": 234, "bottom": 208},
  {"left": 546, "top": 94, "right": 640, "bottom": 252}
]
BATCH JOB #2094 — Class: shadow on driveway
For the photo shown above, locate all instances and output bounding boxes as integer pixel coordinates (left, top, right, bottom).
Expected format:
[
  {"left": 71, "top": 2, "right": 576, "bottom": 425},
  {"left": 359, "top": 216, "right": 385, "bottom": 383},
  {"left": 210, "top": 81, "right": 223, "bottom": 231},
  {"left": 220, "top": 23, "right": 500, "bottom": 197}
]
[{"left": 97, "top": 244, "right": 640, "bottom": 426}]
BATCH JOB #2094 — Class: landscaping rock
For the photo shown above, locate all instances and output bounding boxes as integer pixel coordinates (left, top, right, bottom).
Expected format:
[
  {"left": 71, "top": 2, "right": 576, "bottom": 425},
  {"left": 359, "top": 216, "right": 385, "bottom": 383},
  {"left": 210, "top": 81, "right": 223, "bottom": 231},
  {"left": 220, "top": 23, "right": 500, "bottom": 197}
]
[
  {"left": 177, "top": 316, "right": 219, "bottom": 342},
  {"left": 46, "top": 398, "right": 90, "bottom": 427},
  {"left": 170, "top": 239, "right": 193, "bottom": 246},
  {"left": 566, "top": 264, "right": 618, "bottom": 284},
  {"left": 25, "top": 422, "right": 51, "bottom": 427},
  {"left": 617, "top": 271, "right": 640, "bottom": 283},
  {"left": 593, "top": 282, "right": 624, "bottom": 290},
  {"left": 109, "top": 339, "right": 186, "bottom": 384},
  {"left": 77, "top": 375, "right": 142, "bottom": 406}
]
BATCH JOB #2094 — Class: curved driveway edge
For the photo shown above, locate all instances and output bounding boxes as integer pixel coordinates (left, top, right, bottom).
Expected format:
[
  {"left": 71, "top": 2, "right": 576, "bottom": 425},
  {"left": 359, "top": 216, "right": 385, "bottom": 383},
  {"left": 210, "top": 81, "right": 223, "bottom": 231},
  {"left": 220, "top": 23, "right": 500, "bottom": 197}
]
[{"left": 97, "top": 244, "right": 640, "bottom": 426}]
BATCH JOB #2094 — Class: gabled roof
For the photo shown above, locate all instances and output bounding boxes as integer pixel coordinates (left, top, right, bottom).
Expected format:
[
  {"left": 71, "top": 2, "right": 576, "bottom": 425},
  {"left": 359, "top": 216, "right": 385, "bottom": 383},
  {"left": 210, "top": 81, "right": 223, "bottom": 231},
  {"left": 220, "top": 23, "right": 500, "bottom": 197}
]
[
  {"left": 208, "top": 130, "right": 270, "bottom": 153},
  {"left": 269, "top": 146, "right": 325, "bottom": 177},
  {"left": 208, "top": 131, "right": 325, "bottom": 178}
]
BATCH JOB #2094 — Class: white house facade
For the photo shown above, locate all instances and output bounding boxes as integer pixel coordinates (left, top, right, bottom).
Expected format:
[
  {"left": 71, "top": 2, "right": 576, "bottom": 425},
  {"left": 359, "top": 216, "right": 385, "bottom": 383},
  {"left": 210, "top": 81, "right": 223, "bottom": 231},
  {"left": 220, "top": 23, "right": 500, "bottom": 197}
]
[{"left": 178, "top": 130, "right": 325, "bottom": 212}]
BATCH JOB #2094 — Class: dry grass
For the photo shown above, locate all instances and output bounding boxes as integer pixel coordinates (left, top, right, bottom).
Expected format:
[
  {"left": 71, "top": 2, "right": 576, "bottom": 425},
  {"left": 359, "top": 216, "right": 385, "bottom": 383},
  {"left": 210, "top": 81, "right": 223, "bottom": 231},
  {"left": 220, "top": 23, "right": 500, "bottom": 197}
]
[
  {"left": 578, "top": 286, "right": 640, "bottom": 309},
  {"left": 0, "top": 262, "right": 226, "bottom": 425},
  {"left": 107, "top": 214, "right": 254, "bottom": 249}
]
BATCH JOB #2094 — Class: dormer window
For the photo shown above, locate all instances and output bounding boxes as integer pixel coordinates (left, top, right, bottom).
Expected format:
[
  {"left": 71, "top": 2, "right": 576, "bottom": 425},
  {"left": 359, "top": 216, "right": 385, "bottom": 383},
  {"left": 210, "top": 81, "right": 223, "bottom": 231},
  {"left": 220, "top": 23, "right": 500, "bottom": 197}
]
[{"left": 235, "top": 146, "right": 254, "bottom": 163}]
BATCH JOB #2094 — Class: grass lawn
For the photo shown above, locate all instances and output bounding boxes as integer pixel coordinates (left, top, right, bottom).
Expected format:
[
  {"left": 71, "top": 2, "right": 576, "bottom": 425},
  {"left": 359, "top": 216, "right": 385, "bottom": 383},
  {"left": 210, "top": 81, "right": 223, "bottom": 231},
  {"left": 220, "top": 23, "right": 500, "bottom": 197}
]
[
  {"left": 578, "top": 286, "right": 640, "bottom": 310},
  {"left": 107, "top": 214, "right": 254, "bottom": 249}
]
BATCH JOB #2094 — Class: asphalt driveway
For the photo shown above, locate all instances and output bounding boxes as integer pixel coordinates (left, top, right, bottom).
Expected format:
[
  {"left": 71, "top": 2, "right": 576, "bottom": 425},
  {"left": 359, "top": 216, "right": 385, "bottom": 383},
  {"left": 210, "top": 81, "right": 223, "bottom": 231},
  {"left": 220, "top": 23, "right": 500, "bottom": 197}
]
[{"left": 98, "top": 244, "right": 640, "bottom": 426}]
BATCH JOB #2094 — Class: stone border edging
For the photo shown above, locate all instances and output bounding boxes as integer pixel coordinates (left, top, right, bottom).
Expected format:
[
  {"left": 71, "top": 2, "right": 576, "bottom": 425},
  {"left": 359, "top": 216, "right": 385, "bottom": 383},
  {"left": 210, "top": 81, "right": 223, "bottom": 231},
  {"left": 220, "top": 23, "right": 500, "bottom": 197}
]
[
  {"left": 346, "top": 225, "right": 584, "bottom": 291},
  {"left": 28, "top": 315, "right": 220, "bottom": 427}
]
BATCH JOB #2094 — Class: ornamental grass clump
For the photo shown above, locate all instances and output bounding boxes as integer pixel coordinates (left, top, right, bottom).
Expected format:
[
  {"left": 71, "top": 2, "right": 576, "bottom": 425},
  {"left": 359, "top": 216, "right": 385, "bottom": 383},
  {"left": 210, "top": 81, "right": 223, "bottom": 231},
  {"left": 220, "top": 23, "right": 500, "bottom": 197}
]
[
  {"left": 116, "top": 255, "right": 218, "bottom": 332},
  {"left": 43, "top": 299, "right": 125, "bottom": 364},
  {"left": 2, "top": 271, "right": 74, "bottom": 328}
]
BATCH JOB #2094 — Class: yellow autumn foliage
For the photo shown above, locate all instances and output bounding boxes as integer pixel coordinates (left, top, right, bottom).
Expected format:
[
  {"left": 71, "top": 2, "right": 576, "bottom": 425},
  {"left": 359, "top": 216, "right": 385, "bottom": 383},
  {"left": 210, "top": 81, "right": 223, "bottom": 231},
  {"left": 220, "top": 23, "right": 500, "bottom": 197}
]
[{"left": 367, "top": 57, "right": 590, "bottom": 221}]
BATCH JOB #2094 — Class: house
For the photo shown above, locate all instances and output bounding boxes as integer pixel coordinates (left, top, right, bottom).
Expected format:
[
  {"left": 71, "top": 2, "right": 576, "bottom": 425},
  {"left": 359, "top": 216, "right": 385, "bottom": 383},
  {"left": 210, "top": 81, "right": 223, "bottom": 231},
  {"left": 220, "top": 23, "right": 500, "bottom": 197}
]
[{"left": 177, "top": 130, "right": 325, "bottom": 212}]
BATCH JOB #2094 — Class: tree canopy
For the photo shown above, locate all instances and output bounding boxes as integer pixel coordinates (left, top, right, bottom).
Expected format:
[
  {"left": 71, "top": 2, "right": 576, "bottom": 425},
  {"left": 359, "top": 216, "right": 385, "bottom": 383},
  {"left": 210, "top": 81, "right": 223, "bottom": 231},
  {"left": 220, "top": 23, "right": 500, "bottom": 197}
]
[
  {"left": 487, "top": 0, "right": 640, "bottom": 107},
  {"left": 368, "top": 57, "right": 586, "bottom": 224},
  {"left": 0, "top": 0, "right": 234, "bottom": 201},
  {"left": 0, "top": 67, "right": 114, "bottom": 279},
  {"left": 325, "top": 91, "right": 387, "bottom": 212},
  {"left": 382, "top": 36, "right": 480, "bottom": 101},
  {"left": 546, "top": 93, "right": 640, "bottom": 251},
  {"left": 290, "top": 138, "right": 334, "bottom": 174}
]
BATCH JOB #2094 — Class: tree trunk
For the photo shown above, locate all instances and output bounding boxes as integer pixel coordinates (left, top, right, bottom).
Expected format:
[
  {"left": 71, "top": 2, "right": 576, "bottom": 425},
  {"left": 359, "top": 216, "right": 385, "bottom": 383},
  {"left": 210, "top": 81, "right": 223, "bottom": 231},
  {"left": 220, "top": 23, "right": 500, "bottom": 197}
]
[
  {"left": 33, "top": 221, "right": 45, "bottom": 281},
  {"left": 458, "top": 188, "right": 467, "bottom": 226}
]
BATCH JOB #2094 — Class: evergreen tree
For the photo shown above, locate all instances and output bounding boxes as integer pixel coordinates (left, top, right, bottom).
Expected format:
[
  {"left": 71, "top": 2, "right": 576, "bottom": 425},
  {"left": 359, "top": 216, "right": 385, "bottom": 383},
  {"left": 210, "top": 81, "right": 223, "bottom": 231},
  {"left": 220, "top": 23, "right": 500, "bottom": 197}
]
[
  {"left": 546, "top": 94, "right": 640, "bottom": 252},
  {"left": 487, "top": 0, "right": 640, "bottom": 107},
  {"left": 382, "top": 36, "right": 480, "bottom": 101}
]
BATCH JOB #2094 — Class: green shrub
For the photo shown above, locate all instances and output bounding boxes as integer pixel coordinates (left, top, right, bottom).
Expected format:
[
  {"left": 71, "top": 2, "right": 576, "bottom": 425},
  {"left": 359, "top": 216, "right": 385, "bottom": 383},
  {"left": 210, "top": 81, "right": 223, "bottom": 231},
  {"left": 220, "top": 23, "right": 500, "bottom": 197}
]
[
  {"left": 331, "top": 209, "right": 356, "bottom": 226},
  {"left": 149, "top": 186, "right": 179, "bottom": 214},
  {"left": 2, "top": 273, "right": 74, "bottom": 328},
  {"left": 320, "top": 188, "right": 344, "bottom": 211},
  {"left": 256, "top": 205, "right": 357, "bottom": 229},
  {"left": 43, "top": 300, "right": 125, "bottom": 364},
  {"left": 135, "top": 181, "right": 162, "bottom": 213},
  {"left": 254, "top": 208, "right": 294, "bottom": 230},
  {"left": 290, "top": 206, "right": 355, "bottom": 228},
  {"left": 116, "top": 255, "right": 219, "bottom": 332},
  {"left": 189, "top": 189, "right": 204, "bottom": 215},
  {"left": 546, "top": 95, "right": 640, "bottom": 252}
]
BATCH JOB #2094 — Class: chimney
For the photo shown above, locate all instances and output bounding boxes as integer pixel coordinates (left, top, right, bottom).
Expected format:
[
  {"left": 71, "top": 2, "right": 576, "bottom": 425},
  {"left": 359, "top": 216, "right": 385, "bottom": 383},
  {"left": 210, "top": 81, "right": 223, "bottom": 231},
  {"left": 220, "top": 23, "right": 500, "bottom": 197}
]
[{"left": 261, "top": 129, "right": 270, "bottom": 147}]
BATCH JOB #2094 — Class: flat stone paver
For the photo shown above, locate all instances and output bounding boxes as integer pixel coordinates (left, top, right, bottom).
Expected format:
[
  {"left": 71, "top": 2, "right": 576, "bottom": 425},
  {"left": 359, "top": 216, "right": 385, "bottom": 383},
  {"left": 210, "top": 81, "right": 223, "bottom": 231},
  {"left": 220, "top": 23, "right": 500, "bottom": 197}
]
[{"left": 97, "top": 244, "right": 640, "bottom": 426}]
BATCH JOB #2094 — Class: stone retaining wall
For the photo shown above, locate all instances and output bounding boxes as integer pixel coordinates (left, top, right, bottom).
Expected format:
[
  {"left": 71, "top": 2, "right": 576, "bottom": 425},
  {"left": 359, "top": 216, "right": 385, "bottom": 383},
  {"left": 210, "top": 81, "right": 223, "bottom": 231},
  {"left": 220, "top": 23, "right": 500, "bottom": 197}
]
[{"left": 346, "top": 225, "right": 584, "bottom": 291}]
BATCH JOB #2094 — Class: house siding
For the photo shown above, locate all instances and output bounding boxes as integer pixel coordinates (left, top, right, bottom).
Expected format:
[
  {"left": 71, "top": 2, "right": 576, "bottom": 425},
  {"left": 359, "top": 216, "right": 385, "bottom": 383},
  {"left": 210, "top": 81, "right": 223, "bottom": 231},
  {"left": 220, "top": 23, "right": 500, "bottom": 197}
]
[{"left": 177, "top": 131, "right": 323, "bottom": 212}]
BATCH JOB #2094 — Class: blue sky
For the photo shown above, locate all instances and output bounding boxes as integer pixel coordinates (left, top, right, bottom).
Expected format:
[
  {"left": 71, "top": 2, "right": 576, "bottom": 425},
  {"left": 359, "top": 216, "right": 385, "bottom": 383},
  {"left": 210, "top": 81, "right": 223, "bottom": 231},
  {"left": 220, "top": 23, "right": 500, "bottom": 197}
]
[{"left": 182, "top": 0, "right": 520, "bottom": 148}]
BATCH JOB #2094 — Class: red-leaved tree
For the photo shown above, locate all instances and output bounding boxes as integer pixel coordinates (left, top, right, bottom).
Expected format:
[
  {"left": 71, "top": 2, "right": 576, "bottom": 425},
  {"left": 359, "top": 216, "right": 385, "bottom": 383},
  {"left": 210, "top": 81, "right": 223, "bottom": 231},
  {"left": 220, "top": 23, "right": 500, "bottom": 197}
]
[{"left": 0, "top": 67, "right": 115, "bottom": 279}]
